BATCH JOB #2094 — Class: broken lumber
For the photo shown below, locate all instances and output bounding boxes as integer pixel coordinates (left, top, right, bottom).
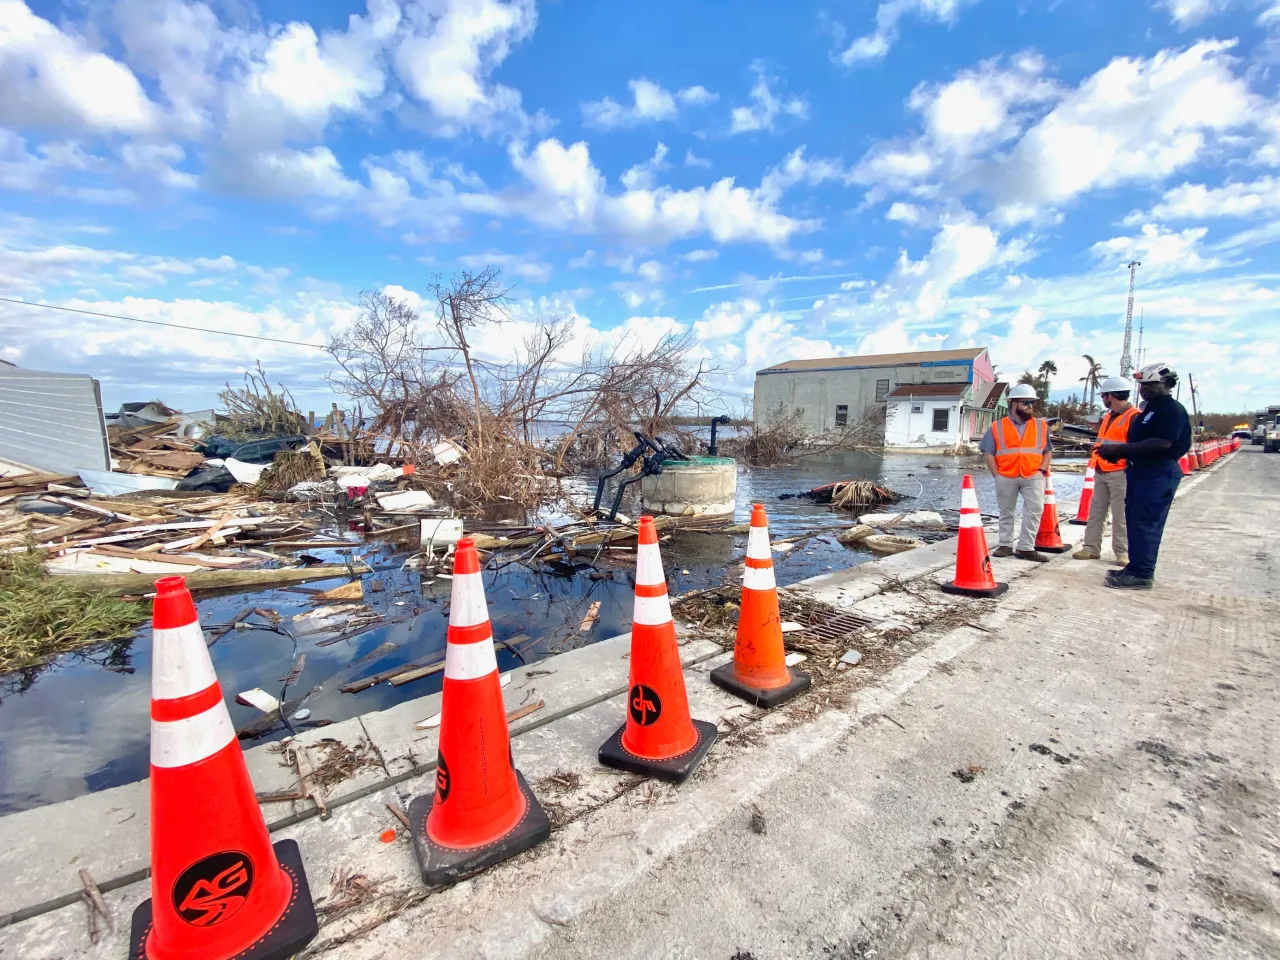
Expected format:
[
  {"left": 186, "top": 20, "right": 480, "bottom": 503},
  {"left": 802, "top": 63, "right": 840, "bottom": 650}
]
[{"left": 55, "top": 565, "right": 353, "bottom": 596}]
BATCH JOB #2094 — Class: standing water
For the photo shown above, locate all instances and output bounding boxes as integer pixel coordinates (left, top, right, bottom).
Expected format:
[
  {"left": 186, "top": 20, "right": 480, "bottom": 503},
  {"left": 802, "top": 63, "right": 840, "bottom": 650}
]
[{"left": 0, "top": 452, "right": 1084, "bottom": 813}]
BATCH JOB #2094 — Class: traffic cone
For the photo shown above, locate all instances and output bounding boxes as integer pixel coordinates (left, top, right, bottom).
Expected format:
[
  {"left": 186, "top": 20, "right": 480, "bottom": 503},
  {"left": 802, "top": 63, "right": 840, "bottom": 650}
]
[
  {"left": 941, "top": 475, "right": 1008, "bottom": 598},
  {"left": 710, "top": 504, "right": 811, "bottom": 708},
  {"left": 1069, "top": 463, "right": 1095, "bottom": 525},
  {"left": 407, "top": 538, "right": 550, "bottom": 887},
  {"left": 1179, "top": 453, "right": 1191, "bottom": 476},
  {"left": 1034, "top": 470, "right": 1067, "bottom": 553},
  {"left": 1189, "top": 449, "right": 1200, "bottom": 470},
  {"left": 599, "top": 516, "right": 718, "bottom": 783},
  {"left": 129, "top": 576, "right": 317, "bottom": 960}
]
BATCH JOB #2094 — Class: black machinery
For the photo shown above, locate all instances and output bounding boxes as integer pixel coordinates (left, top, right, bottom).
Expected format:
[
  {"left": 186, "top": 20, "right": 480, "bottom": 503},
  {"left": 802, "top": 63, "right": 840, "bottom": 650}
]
[{"left": 591, "top": 430, "right": 689, "bottom": 522}]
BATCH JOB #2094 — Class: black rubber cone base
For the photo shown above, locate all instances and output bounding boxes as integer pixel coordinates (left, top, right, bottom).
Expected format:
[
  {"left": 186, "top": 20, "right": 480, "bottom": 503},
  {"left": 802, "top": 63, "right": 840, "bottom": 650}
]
[
  {"left": 940, "top": 580, "right": 1009, "bottom": 598},
  {"left": 598, "top": 718, "right": 718, "bottom": 784},
  {"left": 129, "top": 839, "right": 317, "bottom": 960},
  {"left": 709, "top": 662, "right": 811, "bottom": 709},
  {"left": 1068, "top": 517, "right": 1088, "bottom": 526},
  {"left": 1035, "top": 543, "right": 1069, "bottom": 554},
  {"left": 408, "top": 770, "right": 551, "bottom": 889}
]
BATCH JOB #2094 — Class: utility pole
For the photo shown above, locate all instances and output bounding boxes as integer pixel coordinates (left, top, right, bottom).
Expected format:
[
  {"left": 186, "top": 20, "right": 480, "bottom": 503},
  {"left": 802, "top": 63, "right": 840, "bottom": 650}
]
[
  {"left": 1119, "top": 261, "right": 1140, "bottom": 378},
  {"left": 1135, "top": 308, "right": 1145, "bottom": 373},
  {"left": 1188, "top": 373, "right": 1201, "bottom": 435}
]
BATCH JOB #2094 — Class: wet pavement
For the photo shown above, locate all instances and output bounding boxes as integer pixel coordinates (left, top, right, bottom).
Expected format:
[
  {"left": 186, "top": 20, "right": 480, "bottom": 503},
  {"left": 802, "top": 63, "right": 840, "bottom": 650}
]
[{"left": 0, "top": 452, "right": 1086, "bottom": 814}]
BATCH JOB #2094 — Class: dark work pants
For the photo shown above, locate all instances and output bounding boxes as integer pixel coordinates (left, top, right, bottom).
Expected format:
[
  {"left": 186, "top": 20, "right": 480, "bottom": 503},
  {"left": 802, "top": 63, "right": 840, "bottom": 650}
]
[{"left": 1124, "top": 461, "right": 1182, "bottom": 580}]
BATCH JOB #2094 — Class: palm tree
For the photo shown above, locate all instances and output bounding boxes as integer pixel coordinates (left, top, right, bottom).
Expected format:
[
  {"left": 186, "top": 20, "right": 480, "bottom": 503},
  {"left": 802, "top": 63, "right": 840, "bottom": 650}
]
[
  {"left": 1079, "top": 354, "right": 1103, "bottom": 408},
  {"left": 1037, "top": 360, "right": 1058, "bottom": 400}
]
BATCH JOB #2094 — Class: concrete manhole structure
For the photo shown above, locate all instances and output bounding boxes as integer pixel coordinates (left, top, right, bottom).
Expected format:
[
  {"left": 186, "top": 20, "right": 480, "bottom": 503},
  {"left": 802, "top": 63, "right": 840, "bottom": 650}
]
[{"left": 640, "top": 455, "right": 738, "bottom": 519}]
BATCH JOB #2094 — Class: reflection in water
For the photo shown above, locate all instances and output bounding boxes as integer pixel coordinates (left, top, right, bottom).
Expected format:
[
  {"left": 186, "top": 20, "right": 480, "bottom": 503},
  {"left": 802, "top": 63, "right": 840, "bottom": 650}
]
[{"left": 0, "top": 452, "right": 1084, "bottom": 814}]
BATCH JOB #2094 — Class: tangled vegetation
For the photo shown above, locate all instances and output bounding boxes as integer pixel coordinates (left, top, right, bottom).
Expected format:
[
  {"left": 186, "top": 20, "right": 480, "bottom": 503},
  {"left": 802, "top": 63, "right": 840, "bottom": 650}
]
[
  {"left": 219, "top": 362, "right": 309, "bottom": 440},
  {"left": 0, "top": 549, "right": 147, "bottom": 674}
]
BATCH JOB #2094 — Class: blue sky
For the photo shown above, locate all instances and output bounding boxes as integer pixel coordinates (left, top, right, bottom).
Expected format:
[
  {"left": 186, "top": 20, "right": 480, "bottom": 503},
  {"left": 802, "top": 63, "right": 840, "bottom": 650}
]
[{"left": 2, "top": 0, "right": 1279, "bottom": 414}]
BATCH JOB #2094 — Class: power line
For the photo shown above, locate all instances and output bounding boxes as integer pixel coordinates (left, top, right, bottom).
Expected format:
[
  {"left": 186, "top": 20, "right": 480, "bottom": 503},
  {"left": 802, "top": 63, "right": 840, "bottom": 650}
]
[{"left": 0, "top": 296, "right": 328, "bottom": 350}]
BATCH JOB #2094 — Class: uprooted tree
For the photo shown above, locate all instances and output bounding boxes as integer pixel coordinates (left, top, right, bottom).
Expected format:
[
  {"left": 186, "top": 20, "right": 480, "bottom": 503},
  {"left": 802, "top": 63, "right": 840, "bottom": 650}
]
[{"left": 325, "top": 268, "right": 719, "bottom": 510}]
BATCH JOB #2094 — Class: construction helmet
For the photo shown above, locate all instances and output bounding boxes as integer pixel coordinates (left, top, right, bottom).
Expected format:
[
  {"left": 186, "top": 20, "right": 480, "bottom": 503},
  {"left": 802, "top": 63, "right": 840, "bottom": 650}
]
[
  {"left": 1134, "top": 362, "right": 1178, "bottom": 387},
  {"left": 1007, "top": 383, "right": 1039, "bottom": 401},
  {"left": 1098, "top": 376, "right": 1131, "bottom": 395}
]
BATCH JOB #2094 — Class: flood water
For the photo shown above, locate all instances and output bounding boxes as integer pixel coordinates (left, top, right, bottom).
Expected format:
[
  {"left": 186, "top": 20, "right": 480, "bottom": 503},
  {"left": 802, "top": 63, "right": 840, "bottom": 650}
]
[{"left": 0, "top": 452, "right": 1086, "bottom": 814}]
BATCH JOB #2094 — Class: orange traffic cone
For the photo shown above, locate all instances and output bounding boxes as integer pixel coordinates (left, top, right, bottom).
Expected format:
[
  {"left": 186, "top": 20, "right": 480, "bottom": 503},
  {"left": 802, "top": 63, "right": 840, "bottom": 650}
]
[
  {"left": 1189, "top": 449, "right": 1201, "bottom": 470},
  {"left": 1069, "top": 463, "right": 1095, "bottom": 525},
  {"left": 1034, "top": 470, "right": 1067, "bottom": 553},
  {"left": 710, "top": 504, "right": 811, "bottom": 708},
  {"left": 1179, "top": 453, "right": 1191, "bottom": 476},
  {"left": 408, "top": 538, "right": 549, "bottom": 886},
  {"left": 941, "top": 475, "right": 1008, "bottom": 598},
  {"left": 129, "top": 576, "right": 317, "bottom": 960},
  {"left": 599, "top": 516, "right": 717, "bottom": 783}
]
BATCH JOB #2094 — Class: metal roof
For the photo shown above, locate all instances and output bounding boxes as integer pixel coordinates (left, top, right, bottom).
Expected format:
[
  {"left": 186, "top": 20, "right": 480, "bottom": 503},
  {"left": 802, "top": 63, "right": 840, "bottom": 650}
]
[
  {"left": 757, "top": 347, "right": 985, "bottom": 375},
  {"left": 884, "top": 382, "right": 969, "bottom": 399}
]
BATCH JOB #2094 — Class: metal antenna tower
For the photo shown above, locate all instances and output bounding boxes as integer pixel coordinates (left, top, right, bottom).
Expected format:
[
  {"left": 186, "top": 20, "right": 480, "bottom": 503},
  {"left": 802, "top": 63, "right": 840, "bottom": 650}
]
[{"left": 1119, "top": 260, "right": 1140, "bottom": 378}]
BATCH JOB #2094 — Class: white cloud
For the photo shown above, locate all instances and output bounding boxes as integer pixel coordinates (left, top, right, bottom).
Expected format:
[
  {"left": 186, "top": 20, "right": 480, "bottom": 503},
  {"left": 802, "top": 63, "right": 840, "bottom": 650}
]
[
  {"left": 856, "top": 42, "right": 1264, "bottom": 226},
  {"left": 1160, "top": 0, "right": 1230, "bottom": 27},
  {"left": 210, "top": 146, "right": 361, "bottom": 200},
  {"left": 0, "top": 0, "right": 159, "bottom": 135},
  {"left": 684, "top": 148, "right": 712, "bottom": 169},
  {"left": 620, "top": 143, "right": 670, "bottom": 190},
  {"left": 457, "top": 249, "right": 553, "bottom": 282},
  {"left": 1090, "top": 223, "right": 1221, "bottom": 276},
  {"left": 582, "top": 78, "right": 717, "bottom": 129},
  {"left": 507, "top": 138, "right": 819, "bottom": 247},
  {"left": 681, "top": 248, "right": 719, "bottom": 262},
  {"left": 797, "top": 249, "right": 824, "bottom": 264},
  {"left": 838, "top": 0, "right": 976, "bottom": 66},
  {"left": 886, "top": 201, "right": 927, "bottom": 225},
  {"left": 1131, "top": 176, "right": 1280, "bottom": 221},
  {"left": 392, "top": 0, "right": 538, "bottom": 135},
  {"left": 729, "top": 63, "right": 808, "bottom": 135}
]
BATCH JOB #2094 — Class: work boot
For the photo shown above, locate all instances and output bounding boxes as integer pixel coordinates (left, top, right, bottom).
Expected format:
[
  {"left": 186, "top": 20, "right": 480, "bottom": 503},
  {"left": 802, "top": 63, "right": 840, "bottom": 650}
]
[
  {"left": 1105, "top": 572, "right": 1153, "bottom": 590},
  {"left": 1073, "top": 545, "right": 1100, "bottom": 560},
  {"left": 1111, "top": 553, "right": 1128, "bottom": 566},
  {"left": 1014, "top": 550, "right": 1050, "bottom": 563},
  {"left": 992, "top": 546, "right": 1014, "bottom": 558}
]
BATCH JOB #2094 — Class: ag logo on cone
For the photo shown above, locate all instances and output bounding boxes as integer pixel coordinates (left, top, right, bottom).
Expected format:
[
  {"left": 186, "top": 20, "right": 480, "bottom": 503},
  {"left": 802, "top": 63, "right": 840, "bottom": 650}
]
[
  {"left": 173, "top": 851, "right": 253, "bottom": 927},
  {"left": 629, "top": 684, "right": 662, "bottom": 726},
  {"left": 434, "top": 753, "right": 451, "bottom": 804}
]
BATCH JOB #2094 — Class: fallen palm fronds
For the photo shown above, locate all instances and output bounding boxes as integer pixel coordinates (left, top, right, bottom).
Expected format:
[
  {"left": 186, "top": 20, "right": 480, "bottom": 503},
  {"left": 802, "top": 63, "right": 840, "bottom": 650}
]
[
  {"left": 219, "top": 362, "right": 308, "bottom": 439},
  {"left": 0, "top": 548, "right": 146, "bottom": 673},
  {"left": 257, "top": 445, "right": 326, "bottom": 493}
]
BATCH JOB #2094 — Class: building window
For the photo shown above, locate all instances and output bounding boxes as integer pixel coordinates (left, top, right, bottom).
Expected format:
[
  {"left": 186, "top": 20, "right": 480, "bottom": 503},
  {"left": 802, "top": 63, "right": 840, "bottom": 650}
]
[
  {"left": 911, "top": 404, "right": 924, "bottom": 414},
  {"left": 834, "top": 404, "right": 848, "bottom": 428},
  {"left": 875, "top": 379, "right": 890, "bottom": 402},
  {"left": 932, "top": 408, "right": 951, "bottom": 432}
]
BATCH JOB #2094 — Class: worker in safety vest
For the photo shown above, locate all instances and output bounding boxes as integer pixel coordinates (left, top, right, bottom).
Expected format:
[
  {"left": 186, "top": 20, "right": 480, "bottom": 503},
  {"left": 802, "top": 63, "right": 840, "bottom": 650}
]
[
  {"left": 979, "top": 382, "right": 1053, "bottom": 561},
  {"left": 1073, "top": 377, "right": 1137, "bottom": 565},
  {"left": 1096, "top": 362, "right": 1191, "bottom": 590}
]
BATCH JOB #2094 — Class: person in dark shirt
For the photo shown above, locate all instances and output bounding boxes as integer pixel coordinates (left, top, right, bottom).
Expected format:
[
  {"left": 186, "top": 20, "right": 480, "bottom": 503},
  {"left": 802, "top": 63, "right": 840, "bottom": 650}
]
[{"left": 1095, "top": 362, "right": 1192, "bottom": 589}]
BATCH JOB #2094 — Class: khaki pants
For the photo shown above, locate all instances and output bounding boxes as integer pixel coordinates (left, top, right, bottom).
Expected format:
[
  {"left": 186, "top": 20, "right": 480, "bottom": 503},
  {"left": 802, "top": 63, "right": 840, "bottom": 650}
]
[
  {"left": 994, "top": 473, "right": 1045, "bottom": 552},
  {"left": 1082, "top": 468, "right": 1128, "bottom": 557}
]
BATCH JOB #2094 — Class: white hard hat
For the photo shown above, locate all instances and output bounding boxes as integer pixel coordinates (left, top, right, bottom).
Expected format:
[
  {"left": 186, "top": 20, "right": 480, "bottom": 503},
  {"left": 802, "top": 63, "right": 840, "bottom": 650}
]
[
  {"left": 1007, "top": 383, "right": 1038, "bottom": 401},
  {"left": 1134, "top": 362, "right": 1177, "bottom": 385},
  {"left": 1099, "top": 376, "right": 1131, "bottom": 394}
]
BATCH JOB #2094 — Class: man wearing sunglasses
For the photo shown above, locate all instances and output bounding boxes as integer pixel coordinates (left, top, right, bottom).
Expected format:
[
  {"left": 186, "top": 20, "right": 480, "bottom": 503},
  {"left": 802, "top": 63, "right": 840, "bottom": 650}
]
[{"left": 978, "top": 382, "right": 1053, "bottom": 561}]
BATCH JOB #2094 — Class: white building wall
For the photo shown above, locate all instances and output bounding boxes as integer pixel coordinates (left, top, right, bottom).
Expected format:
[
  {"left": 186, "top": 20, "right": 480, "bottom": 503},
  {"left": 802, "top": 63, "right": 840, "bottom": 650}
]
[
  {"left": 884, "top": 399, "right": 964, "bottom": 450},
  {"left": 753, "top": 362, "right": 974, "bottom": 434}
]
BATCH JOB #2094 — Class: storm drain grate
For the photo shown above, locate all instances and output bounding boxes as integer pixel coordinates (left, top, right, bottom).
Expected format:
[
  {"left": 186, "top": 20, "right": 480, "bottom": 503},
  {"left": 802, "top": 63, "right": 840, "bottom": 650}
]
[{"left": 775, "top": 592, "right": 881, "bottom": 642}]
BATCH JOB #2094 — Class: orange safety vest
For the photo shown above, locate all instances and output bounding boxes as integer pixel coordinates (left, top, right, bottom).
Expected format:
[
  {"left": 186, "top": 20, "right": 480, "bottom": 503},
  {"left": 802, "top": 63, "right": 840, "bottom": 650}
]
[
  {"left": 992, "top": 416, "right": 1047, "bottom": 478},
  {"left": 1093, "top": 406, "right": 1138, "bottom": 472}
]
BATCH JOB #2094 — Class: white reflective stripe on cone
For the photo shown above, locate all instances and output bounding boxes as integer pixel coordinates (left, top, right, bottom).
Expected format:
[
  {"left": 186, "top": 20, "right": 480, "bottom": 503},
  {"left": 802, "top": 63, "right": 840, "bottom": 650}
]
[
  {"left": 449, "top": 572, "right": 489, "bottom": 628},
  {"left": 1045, "top": 494, "right": 1056, "bottom": 504},
  {"left": 746, "top": 525, "right": 771, "bottom": 559},
  {"left": 152, "top": 622, "right": 218, "bottom": 701},
  {"left": 151, "top": 701, "right": 236, "bottom": 768},
  {"left": 633, "top": 592, "right": 673, "bottom": 626},
  {"left": 959, "top": 513, "right": 984, "bottom": 529},
  {"left": 636, "top": 543, "right": 664, "bottom": 585},
  {"left": 743, "top": 565, "right": 776, "bottom": 591},
  {"left": 445, "top": 638, "right": 498, "bottom": 681},
  {"left": 960, "top": 487, "right": 980, "bottom": 510}
]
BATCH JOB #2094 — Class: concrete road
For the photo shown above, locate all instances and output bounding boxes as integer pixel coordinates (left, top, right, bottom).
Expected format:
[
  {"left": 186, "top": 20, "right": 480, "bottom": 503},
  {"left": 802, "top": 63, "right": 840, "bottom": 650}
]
[{"left": 526, "top": 448, "right": 1280, "bottom": 960}]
